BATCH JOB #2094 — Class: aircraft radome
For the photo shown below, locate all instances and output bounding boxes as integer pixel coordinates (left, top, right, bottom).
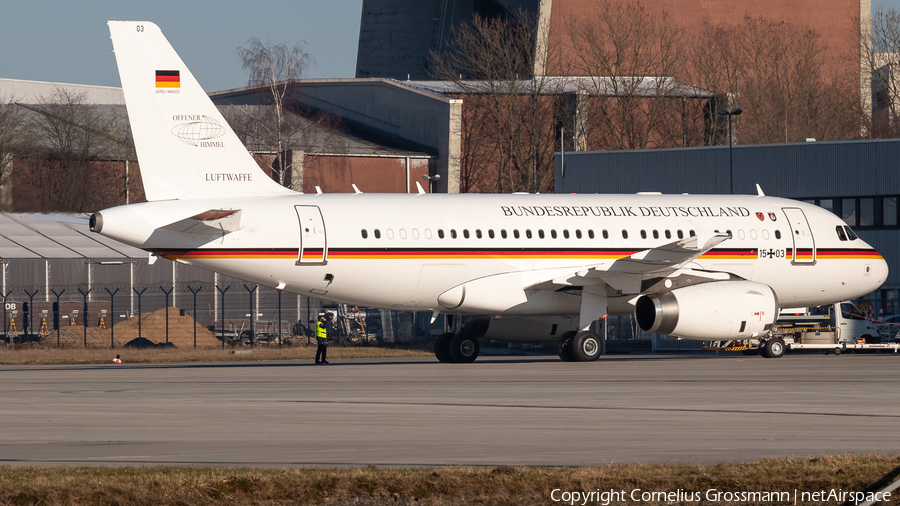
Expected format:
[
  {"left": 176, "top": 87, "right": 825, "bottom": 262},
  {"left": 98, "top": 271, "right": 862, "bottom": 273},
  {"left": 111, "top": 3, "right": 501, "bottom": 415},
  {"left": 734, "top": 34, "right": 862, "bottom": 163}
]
[{"left": 86, "top": 21, "right": 888, "bottom": 362}]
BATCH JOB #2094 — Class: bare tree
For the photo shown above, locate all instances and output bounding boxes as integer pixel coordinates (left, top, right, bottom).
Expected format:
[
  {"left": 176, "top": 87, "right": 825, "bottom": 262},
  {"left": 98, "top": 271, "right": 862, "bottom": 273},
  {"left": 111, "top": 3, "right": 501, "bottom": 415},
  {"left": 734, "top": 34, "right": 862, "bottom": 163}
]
[
  {"left": 865, "top": 6, "right": 900, "bottom": 137},
  {"left": 19, "top": 88, "right": 122, "bottom": 212},
  {"left": 432, "top": 10, "right": 562, "bottom": 193},
  {"left": 564, "top": 0, "right": 687, "bottom": 150},
  {"left": 236, "top": 38, "right": 314, "bottom": 189},
  {"left": 0, "top": 95, "right": 28, "bottom": 209},
  {"left": 689, "top": 16, "right": 862, "bottom": 145}
]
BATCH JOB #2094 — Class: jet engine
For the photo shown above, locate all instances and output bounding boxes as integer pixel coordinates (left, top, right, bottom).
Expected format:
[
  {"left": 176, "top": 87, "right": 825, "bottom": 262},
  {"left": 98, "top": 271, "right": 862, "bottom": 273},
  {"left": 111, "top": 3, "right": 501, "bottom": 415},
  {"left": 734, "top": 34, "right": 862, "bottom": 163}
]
[{"left": 634, "top": 281, "right": 778, "bottom": 340}]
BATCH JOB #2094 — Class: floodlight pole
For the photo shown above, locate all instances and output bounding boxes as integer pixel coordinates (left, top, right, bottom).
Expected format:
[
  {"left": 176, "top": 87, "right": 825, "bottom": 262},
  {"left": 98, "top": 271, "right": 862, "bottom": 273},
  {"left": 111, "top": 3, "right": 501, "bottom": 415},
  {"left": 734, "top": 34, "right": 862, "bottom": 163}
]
[{"left": 717, "top": 108, "right": 742, "bottom": 194}]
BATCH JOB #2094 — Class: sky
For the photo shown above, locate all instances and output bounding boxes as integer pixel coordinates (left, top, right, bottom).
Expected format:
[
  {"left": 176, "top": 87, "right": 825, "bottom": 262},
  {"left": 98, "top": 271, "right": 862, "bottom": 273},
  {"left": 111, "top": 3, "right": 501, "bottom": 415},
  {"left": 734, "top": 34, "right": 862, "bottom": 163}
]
[
  {"left": 1, "top": 0, "right": 900, "bottom": 93},
  {"left": 0, "top": 0, "right": 364, "bottom": 92}
]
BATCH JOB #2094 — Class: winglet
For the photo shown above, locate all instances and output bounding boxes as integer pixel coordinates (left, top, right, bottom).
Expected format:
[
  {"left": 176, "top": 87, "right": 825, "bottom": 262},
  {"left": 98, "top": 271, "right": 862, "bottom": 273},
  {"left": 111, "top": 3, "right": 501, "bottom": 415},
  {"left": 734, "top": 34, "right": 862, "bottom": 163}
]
[{"left": 756, "top": 184, "right": 765, "bottom": 197}]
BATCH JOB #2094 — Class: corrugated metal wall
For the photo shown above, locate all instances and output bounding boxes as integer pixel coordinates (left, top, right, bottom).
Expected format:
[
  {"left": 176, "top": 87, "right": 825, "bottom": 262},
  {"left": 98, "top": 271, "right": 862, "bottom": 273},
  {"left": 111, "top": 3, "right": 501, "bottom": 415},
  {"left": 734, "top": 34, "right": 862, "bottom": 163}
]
[{"left": 554, "top": 139, "right": 900, "bottom": 294}]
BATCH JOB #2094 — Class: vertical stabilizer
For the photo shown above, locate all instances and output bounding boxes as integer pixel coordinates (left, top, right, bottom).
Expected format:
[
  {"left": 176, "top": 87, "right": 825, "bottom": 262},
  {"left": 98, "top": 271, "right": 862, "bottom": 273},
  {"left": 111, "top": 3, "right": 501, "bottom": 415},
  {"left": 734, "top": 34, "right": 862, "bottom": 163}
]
[{"left": 108, "top": 21, "right": 293, "bottom": 201}]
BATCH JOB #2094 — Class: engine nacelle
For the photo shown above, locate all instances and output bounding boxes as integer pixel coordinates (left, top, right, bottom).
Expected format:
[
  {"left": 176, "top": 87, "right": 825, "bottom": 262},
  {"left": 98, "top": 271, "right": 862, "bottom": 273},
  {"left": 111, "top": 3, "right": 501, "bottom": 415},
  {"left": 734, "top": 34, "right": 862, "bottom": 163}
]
[{"left": 634, "top": 281, "right": 778, "bottom": 340}]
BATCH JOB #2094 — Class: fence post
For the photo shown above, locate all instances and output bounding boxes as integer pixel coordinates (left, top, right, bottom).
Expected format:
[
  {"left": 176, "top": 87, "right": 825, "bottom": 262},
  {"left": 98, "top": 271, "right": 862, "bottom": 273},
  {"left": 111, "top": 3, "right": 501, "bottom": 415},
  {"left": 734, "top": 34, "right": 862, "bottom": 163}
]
[
  {"left": 105, "top": 288, "right": 119, "bottom": 348},
  {"left": 24, "top": 288, "right": 38, "bottom": 345},
  {"left": 187, "top": 284, "right": 203, "bottom": 349},
  {"left": 77, "top": 287, "right": 91, "bottom": 348},
  {"left": 51, "top": 289, "right": 64, "bottom": 347},
  {"left": 132, "top": 286, "right": 146, "bottom": 341},
  {"left": 244, "top": 284, "right": 257, "bottom": 347},
  {"left": 2, "top": 290, "right": 11, "bottom": 346},
  {"left": 160, "top": 285, "right": 173, "bottom": 344},
  {"left": 216, "top": 285, "right": 229, "bottom": 349},
  {"left": 277, "top": 289, "right": 283, "bottom": 347}
]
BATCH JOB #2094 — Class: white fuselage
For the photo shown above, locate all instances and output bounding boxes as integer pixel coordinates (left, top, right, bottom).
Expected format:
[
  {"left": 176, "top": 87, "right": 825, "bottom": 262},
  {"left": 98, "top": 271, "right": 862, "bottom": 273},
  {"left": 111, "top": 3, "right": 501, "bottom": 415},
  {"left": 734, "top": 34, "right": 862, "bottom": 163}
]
[{"left": 94, "top": 192, "right": 888, "bottom": 316}]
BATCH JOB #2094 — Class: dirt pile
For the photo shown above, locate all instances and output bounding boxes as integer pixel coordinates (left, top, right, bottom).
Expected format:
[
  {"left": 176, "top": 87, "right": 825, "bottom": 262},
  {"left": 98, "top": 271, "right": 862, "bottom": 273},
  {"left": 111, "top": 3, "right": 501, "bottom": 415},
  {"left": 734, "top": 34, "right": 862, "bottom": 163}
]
[{"left": 48, "top": 308, "right": 218, "bottom": 348}]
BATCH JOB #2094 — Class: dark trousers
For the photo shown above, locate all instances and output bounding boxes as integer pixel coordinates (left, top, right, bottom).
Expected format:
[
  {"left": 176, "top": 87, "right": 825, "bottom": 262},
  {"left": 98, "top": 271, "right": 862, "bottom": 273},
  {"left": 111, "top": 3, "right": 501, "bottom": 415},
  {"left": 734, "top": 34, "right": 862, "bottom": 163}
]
[{"left": 316, "top": 339, "right": 328, "bottom": 363}]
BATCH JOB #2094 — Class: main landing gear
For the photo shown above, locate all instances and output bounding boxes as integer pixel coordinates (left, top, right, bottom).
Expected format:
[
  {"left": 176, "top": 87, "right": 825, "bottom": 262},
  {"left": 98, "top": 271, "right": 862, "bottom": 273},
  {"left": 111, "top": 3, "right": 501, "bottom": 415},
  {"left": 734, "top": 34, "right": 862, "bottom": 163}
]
[
  {"left": 557, "top": 330, "right": 602, "bottom": 362},
  {"left": 434, "top": 332, "right": 480, "bottom": 363},
  {"left": 751, "top": 337, "right": 785, "bottom": 358}
]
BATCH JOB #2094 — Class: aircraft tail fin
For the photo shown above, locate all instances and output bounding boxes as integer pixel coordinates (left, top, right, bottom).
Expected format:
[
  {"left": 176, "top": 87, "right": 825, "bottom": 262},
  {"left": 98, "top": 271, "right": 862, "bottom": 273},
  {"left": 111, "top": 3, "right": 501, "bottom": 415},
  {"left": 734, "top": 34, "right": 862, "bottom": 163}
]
[{"left": 108, "top": 21, "right": 293, "bottom": 201}]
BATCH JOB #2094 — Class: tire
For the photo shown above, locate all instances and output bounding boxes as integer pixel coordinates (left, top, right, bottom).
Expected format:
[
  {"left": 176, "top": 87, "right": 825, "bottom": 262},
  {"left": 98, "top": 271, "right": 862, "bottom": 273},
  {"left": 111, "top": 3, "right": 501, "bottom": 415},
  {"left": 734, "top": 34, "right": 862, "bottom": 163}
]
[
  {"left": 449, "top": 333, "right": 480, "bottom": 363},
  {"left": 764, "top": 337, "right": 786, "bottom": 358},
  {"left": 434, "top": 332, "right": 455, "bottom": 363},
  {"left": 571, "top": 331, "right": 602, "bottom": 361},
  {"left": 833, "top": 347, "right": 842, "bottom": 355},
  {"left": 556, "top": 331, "right": 577, "bottom": 362}
]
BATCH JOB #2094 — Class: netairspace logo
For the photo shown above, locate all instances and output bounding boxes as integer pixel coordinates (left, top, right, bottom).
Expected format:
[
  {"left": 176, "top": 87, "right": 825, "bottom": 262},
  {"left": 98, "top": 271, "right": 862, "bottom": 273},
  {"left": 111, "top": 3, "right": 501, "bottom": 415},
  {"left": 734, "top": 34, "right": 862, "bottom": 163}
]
[{"left": 549, "top": 488, "right": 892, "bottom": 505}]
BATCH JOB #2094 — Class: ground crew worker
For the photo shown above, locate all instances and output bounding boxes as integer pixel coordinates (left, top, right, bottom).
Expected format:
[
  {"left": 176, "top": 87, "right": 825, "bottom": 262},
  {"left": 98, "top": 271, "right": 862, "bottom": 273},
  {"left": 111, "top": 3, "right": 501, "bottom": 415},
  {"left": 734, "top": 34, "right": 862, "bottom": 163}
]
[{"left": 315, "top": 315, "right": 329, "bottom": 364}]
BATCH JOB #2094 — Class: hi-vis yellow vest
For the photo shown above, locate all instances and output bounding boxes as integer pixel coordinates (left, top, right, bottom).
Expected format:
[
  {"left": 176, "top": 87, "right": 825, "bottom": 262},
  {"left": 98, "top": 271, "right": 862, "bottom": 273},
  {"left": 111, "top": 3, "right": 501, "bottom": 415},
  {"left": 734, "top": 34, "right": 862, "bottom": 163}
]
[{"left": 316, "top": 321, "right": 327, "bottom": 339}]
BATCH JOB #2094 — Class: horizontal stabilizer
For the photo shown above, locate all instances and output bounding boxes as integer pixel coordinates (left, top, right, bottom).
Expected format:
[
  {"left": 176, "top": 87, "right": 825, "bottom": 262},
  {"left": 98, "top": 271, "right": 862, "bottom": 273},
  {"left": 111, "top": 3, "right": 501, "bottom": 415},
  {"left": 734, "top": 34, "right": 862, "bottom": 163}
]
[{"left": 158, "top": 209, "right": 242, "bottom": 235}]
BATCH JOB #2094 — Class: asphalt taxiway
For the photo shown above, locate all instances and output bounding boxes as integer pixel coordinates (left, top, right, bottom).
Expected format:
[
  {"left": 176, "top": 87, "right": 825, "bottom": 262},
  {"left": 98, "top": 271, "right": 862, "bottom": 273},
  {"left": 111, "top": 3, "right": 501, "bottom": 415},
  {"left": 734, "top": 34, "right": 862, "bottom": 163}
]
[{"left": 1, "top": 353, "right": 898, "bottom": 467}]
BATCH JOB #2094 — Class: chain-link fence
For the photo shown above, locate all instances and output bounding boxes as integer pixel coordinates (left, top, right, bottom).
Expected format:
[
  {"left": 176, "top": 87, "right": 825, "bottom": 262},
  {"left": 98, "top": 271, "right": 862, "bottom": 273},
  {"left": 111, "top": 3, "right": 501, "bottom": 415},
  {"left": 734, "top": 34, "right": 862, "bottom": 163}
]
[{"left": 1, "top": 280, "right": 447, "bottom": 348}]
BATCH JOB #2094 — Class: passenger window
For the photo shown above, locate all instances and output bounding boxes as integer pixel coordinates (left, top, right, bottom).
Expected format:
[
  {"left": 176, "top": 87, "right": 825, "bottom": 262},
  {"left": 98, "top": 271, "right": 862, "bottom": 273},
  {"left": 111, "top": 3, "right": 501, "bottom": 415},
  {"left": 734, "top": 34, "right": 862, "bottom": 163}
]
[
  {"left": 361, "top": 229, "right": 368, "bottom": 239},
  {"left": 575, "top": 230, "right": 582, "bottom": 239},
  {"left": 463, "top": 229, "right": 469, "bottom": 239},
  {"left": 640, "top": 230, "right": 647, "bottom": 239},
  {"left": 374, "top": 229, "right": 381, "bottom": 239},
  {"left": 514, "top": 230, "right": 520, "bottom": 239},
  {"left": 677, "top": 230, "right": 684, "bottom": 239},
  {"left": 526, "top": 229, "right": 532, "bottom": 239},
  {"left": 551, "top": 230, "right": 558, "bottom": 239},
  {"left": 539, "top": 230, "right": 545, "bottom": 239},
  {"left": 622, "top": 230, "right": 629, "bottom": 239},
  {"left": 603, "top": 230, "right": 609, "bottom": 239},
  {"left": 689, "top": 230, "right": 695, "bottom": 237},
  {"left": 476, "top": 229, "right": 482, "bottom": 239},
  {"left": 489, "top": 229, "right": 495, "bottom": 239},
  {"left": 450, "top": 229, "right": 457, "bottom": 239},
  {"left": 665, "top": 230, "right": 671, "bottom": 239},
  {"left": 501, "top": 229, "right": 508, "bottom": 239},
  {"left": 775, "top": 230, "right": 781, "bottom": 240},
  {"left": 652, "top": 230, "right": 659, "bottom": 239},
  {"left": 726, "top": 230, "right": 732, "bottom": 238},
  {"left": 437, "top": 229, "right": 444, "bottom": 239},
  {"left": 563, "top": 230, "right": 570, "bottom": 239},
  {"left": 588, "top": 229, "right": 595, "bottom": 239}
]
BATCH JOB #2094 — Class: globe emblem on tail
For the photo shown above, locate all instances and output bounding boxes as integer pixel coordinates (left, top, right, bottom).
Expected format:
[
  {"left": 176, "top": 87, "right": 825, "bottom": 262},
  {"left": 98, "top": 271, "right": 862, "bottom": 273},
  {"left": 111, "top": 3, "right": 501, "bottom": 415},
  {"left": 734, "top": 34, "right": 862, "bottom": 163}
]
[{"left": 171, "top": 115, "right": 226, "bottom": 146}]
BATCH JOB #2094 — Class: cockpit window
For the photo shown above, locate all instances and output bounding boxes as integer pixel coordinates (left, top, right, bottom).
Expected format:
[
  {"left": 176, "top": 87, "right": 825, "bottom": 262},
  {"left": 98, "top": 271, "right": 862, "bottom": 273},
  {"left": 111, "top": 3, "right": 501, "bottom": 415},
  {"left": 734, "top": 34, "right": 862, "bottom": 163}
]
[
  {"left": 844, "top": 226, "right": 858, "bottom": 240},
  {"left": 835, "top": 226, "right": 847, "bottom": 241}
]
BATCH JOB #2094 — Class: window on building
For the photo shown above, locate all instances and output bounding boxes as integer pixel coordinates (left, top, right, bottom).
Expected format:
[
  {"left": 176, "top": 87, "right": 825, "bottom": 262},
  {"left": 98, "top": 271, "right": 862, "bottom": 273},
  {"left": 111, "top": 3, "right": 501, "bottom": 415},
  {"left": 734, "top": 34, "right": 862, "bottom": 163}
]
[
  {"left": 842, "top": 198, "right": 856, "bottom": 226},
  {"left": 860, "top": 198, "right": 874, "bottom": 227},
  {"left": 886, "top": 197, "right": 898, "bottom": 226}
]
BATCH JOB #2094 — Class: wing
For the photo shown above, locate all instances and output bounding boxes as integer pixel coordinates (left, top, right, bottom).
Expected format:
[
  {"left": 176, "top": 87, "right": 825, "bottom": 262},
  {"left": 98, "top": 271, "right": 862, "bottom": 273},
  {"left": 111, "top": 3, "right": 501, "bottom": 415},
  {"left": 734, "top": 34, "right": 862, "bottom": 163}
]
[{"left": 528, "top": 229, "right": 731, "bottom": 294}]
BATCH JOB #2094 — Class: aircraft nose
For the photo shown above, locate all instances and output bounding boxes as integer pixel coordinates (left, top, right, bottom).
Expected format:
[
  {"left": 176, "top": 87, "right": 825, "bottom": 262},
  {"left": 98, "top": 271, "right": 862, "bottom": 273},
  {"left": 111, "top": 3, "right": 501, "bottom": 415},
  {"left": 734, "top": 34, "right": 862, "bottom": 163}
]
[{"left": 864, "top": 255, "right": 889, "bottom": 291}]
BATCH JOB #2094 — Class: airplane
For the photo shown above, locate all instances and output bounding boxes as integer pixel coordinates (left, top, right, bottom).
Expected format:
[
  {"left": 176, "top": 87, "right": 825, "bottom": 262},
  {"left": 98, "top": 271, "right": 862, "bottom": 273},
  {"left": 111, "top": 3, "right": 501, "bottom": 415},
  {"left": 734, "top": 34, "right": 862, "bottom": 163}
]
[{"left": 88, "top": 21, "right": 889, "bottom": 362}]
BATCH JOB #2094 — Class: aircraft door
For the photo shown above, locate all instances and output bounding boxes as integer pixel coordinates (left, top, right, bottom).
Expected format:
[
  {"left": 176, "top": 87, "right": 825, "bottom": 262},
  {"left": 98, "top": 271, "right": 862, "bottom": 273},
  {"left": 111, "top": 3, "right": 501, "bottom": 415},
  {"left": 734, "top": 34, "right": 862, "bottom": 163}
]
[
  {"left": 295, "top": 205, "right": 327, "bottom": 265},
  {"left": 782, "top": 207, "right": 815, "bottom": 264}
]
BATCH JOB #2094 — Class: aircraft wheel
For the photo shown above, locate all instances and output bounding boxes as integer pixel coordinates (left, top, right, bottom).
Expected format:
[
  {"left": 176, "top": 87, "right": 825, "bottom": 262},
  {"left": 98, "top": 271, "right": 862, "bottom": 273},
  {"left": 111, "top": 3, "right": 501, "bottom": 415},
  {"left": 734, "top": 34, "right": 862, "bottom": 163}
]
[
  {"left": 434, "top": 332, "right": 455, "bottom": 363},
  {"left": 556, "top": 331, "right": 577, "bottom": 362},
  {"left": 833, "top": 347, "right": 842, "bottom": 355},
  {"left": 763, "top": 338, "right": 786, "bottom": 359},
  {"left": 571, "top": 331, "right": 602, "bottom": 362},
  {"left": 449, "top": 333, "right": 480, "bottom": 363}
]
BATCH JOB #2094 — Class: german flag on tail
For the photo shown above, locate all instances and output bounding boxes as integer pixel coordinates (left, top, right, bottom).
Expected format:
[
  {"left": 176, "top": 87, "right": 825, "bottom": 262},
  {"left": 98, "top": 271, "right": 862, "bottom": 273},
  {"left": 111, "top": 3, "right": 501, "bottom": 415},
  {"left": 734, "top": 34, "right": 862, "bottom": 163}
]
[{"left": 155, "top": 70, "right": 180, "bottom": 88}]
